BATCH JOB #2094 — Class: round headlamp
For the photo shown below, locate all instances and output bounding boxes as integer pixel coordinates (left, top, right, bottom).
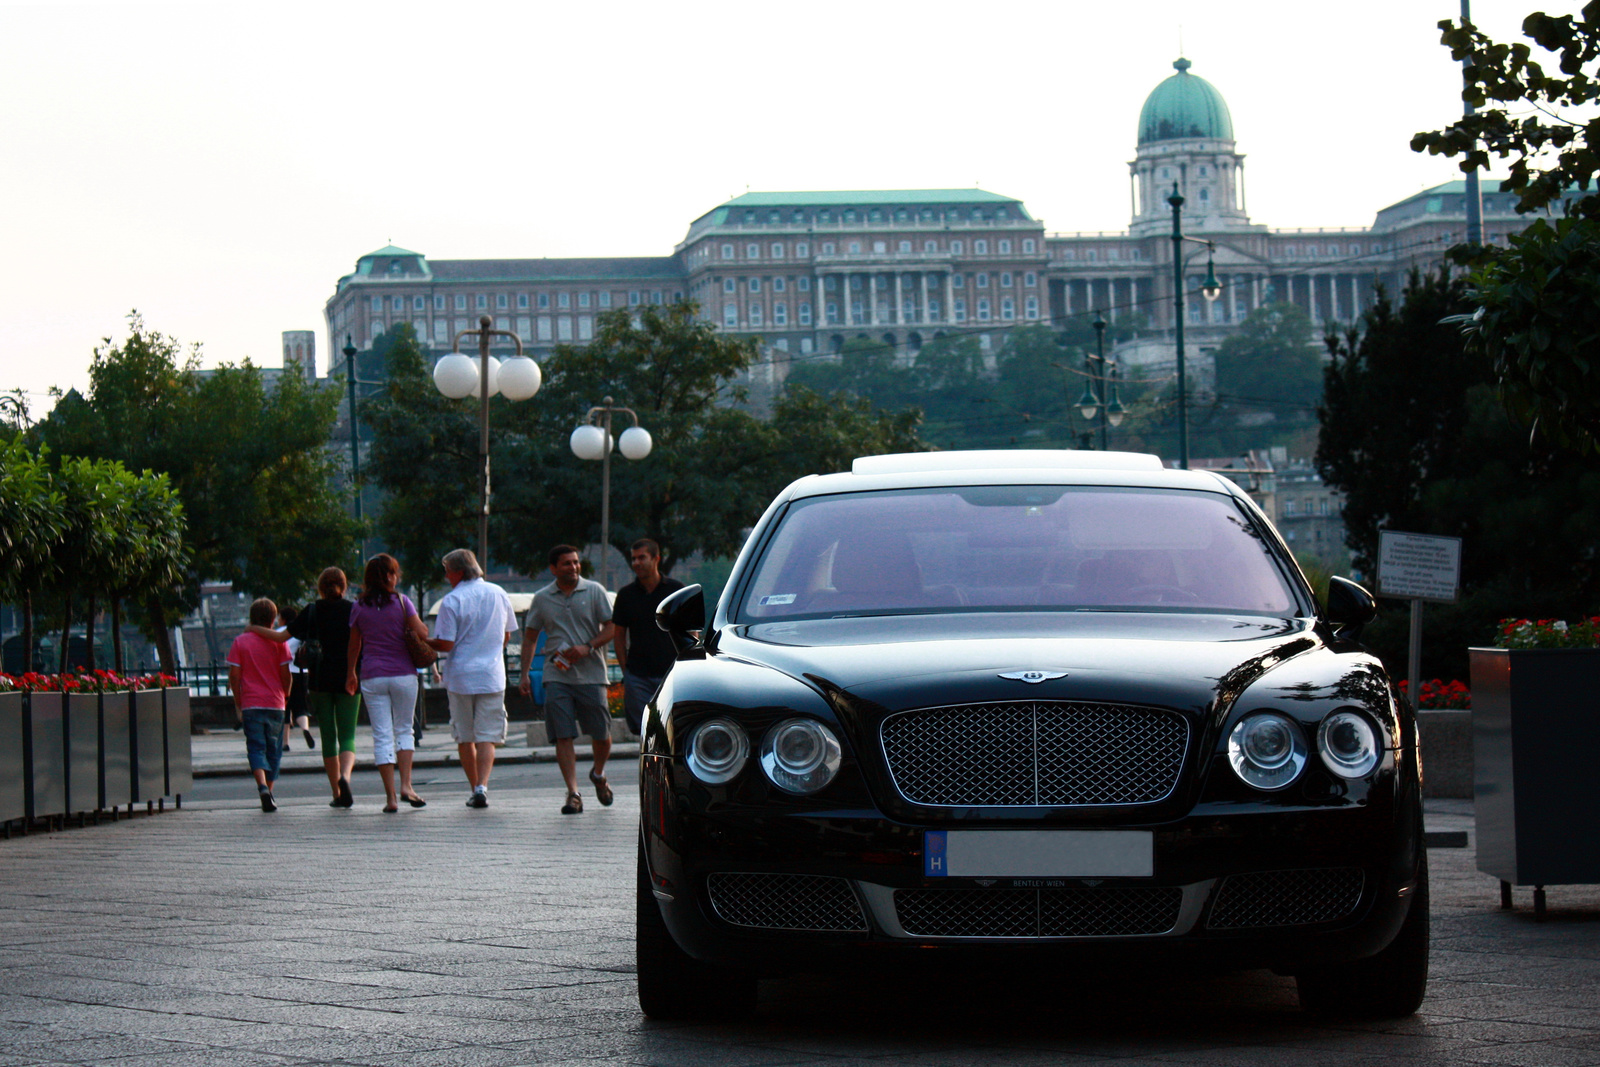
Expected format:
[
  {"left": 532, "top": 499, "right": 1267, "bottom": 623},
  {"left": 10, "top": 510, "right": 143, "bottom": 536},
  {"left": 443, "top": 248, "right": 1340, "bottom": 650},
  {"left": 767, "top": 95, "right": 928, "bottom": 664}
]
[
  {"left": 1318, "top": 710, "right": 1381, "bottom": 778},
  {"left": 686, "top": 717, "right": 749, "bottom": 784},
  {"left": 760, "top": 718, "right": 842, "bottom": 794},
  {"left": 1227, "top": 712, "right": 1307, "bottom": 791}
]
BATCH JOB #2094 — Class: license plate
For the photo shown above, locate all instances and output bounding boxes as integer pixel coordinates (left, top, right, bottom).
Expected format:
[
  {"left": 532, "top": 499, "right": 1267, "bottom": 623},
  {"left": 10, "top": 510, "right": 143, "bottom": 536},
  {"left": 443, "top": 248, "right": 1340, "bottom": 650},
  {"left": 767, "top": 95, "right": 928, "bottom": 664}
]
[{"left": 924, "top": 830, "right": 1153, "bottom": 878}]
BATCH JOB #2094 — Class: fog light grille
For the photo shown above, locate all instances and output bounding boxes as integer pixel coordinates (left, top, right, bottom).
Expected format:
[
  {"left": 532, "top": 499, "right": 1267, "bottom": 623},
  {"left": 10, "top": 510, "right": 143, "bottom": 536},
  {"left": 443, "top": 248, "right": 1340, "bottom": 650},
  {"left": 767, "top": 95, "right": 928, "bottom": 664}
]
[
  {"left": 1207, "top": 868, "right": 1365, "bottom": 929},
  {"left": 706, "top": 872, "right": 867, "bottom": 932},
  {"left": 896, "top": 887, "right": 1182, "bottom": 938},
  {"left": 881, "top": 702, "right": 1188, "bottom": 807}
]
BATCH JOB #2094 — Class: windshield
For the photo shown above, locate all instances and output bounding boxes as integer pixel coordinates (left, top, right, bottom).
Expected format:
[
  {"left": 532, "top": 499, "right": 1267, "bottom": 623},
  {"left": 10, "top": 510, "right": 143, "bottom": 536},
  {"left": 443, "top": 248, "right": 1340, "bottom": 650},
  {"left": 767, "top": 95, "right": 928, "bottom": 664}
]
[{"left": 735, "top": 485, "right": 1302, "bottom": 621}]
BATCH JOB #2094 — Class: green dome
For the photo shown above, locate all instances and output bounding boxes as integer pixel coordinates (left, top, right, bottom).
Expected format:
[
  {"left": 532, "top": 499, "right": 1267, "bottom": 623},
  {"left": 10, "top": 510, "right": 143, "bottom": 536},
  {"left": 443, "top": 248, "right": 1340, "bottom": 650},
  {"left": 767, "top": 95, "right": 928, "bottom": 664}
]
[{"left": 1138, "top": 58, "right": 1234, "bottom": 145}]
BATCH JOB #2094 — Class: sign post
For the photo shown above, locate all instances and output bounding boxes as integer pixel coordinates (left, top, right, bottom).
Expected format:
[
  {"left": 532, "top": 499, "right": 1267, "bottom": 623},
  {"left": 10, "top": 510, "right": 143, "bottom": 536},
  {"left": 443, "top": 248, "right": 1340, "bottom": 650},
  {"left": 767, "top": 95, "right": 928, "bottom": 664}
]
[{"left": 1377, "top": 531, "right": 1462, "bottom": 709}]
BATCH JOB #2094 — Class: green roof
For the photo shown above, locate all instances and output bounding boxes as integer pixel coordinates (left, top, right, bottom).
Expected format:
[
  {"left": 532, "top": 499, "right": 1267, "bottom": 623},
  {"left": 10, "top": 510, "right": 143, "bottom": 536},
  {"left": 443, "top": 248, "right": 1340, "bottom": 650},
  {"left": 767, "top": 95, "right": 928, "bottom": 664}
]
[
  {"left": 1138, "top": 58, "right": 1234, "bottom": 145},
  {"left": 719, "top": 189, "right": 1020, "bottom": 208},
  {"left": 359, "top": 244, "right": 424, "bottom": 259}
]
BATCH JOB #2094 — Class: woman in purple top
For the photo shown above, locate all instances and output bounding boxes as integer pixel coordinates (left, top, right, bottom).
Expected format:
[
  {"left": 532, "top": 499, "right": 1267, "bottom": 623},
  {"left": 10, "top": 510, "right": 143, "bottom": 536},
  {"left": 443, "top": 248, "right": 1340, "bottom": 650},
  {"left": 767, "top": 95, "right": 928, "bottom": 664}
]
[{"left": 348, "top": 554, "right": 431, "bottom": 812}]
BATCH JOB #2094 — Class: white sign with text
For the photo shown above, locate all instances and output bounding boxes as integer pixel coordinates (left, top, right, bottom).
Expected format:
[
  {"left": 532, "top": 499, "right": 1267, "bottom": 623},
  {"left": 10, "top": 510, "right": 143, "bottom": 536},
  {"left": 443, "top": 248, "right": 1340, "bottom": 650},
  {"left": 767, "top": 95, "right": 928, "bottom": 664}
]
[{"left": 1378, "top": 530, "right": 1462, "bottom": 602}]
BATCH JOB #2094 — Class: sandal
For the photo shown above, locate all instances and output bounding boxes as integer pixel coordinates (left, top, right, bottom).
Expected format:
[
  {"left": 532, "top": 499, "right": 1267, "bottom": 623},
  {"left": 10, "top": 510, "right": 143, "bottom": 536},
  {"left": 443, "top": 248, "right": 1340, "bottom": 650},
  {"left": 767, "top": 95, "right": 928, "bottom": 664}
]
[
  {"left": 401, "top": 792, "right": 427, "bottom": 808},
  {"left": 383, "top": 804, "right": 399, "bottom": 814},
  {"left": 561, "top": 792, "right": 583, "bottom": 815},
  {"left": 589, "top": 770, "right": 613, "bottom": 807}
]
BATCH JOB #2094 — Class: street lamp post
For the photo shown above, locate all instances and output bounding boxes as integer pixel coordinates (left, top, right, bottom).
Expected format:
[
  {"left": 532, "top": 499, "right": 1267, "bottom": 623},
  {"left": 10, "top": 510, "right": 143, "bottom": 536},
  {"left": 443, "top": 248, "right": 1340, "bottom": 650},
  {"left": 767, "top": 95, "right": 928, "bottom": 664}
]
[
  {"left": 570, "top": 397, "right": 652, "bottom": 590},
  {"left": 1167, "top": 183, "right": 1223, "bottom": 470},
  {"left": 1076, "top": 312, "right": 1126, "bottom": 449},
  {"left": 432, "top": 314, "right": 543, "bottom": 566}
]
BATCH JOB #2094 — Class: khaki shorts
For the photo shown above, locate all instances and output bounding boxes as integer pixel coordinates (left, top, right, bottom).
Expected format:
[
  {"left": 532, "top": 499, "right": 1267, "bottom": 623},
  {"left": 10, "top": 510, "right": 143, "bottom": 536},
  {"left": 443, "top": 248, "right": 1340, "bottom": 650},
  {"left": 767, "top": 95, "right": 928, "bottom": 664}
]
[{"left": 448, "top": 690, "right": 508, "bottom": 744}]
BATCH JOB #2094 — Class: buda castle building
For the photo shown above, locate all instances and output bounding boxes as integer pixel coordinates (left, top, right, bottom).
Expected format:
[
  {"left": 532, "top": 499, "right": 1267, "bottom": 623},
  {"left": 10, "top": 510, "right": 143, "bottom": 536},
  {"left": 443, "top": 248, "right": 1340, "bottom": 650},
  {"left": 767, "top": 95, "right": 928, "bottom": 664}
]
[{"left": 316, "top": 58, "right": 1522, "bottom": 387}]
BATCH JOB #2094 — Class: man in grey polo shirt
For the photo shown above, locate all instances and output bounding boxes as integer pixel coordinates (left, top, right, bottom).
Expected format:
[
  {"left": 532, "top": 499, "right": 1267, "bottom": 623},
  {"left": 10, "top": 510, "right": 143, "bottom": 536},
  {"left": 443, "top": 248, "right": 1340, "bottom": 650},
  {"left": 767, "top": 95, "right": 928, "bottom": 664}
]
[
  {"left": 520, "top": 544, "right": 616, "bottom": 814},
  {"left": 432, "top": 548, "right": 518, "bottom": 809}
]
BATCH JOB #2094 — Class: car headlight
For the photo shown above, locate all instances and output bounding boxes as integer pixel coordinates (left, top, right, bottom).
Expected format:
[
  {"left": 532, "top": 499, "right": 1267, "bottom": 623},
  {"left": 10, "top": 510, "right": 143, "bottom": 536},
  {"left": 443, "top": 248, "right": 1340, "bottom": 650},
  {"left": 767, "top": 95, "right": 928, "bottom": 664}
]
[
  {"left": 1227, "top": 713, "right": 1307, "bottom": 791},
  {"left": 686, "top": 717, "right": 749, "bottom": 784},
  {"left": 760, "top": 718, "right": 842, "bottom": 794},
  {"left": 1318, "top": 710, "right": 1380, "bottom": 778}
]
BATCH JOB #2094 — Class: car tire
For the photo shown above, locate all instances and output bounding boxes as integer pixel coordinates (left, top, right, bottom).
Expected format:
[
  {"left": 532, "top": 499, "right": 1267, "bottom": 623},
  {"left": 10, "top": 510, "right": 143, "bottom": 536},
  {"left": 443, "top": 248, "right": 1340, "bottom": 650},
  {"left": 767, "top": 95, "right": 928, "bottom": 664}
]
[
  {"left": 636, "top": 840, "right": 758, "bottom": 1020},
  {"left": 1297, "top": 856, "right": 1429, "bottom": 1019}
]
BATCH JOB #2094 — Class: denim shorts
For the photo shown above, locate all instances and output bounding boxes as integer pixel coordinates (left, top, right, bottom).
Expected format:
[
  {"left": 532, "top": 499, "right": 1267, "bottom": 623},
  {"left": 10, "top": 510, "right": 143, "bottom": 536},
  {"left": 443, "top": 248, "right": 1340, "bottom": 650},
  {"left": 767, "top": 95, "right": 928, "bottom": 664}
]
[{"left": 242, "top": 707, "right": 286, "bottom": 779}]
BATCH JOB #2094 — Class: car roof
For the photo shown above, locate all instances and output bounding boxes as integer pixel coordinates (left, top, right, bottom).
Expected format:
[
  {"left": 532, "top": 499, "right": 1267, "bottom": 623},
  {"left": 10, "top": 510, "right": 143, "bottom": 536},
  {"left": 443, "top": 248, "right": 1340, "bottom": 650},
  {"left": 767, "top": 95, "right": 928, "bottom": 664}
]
[{"left": 782, "top": 451, "right": 1245, "bottom": 502}]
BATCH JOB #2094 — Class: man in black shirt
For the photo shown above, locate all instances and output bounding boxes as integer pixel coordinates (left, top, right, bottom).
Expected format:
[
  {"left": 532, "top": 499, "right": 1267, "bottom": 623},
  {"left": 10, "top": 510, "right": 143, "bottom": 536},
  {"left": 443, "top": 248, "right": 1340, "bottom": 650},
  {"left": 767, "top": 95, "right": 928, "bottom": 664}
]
[{"left": 609, "top": 539, "right": 684, "bottom": 736}]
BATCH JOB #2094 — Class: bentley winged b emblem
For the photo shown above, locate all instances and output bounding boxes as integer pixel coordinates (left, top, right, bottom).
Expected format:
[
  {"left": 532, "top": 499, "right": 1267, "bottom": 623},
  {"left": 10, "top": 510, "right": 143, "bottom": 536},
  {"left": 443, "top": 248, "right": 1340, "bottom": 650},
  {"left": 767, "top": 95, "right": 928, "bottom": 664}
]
[{"left": 998, "top": 670, "right": 1068, "bottom": 684}]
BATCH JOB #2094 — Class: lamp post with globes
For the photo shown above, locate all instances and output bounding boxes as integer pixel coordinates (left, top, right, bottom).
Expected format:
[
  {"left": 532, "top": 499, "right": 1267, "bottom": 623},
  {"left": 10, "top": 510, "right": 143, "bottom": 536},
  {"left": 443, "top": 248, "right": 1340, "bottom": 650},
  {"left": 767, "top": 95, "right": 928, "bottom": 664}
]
[
  {"left": 431, "top": 314, "right": 543, "bottom": 566},
  {"left": 1168, "top": 183, "right": 1224, "bottom": 470},
  {"left": 570, "top": 397, "right": 652, "bottom": 590},
  {"left": 1076, "top": 312, "right": 1126, "bottom": 450}
]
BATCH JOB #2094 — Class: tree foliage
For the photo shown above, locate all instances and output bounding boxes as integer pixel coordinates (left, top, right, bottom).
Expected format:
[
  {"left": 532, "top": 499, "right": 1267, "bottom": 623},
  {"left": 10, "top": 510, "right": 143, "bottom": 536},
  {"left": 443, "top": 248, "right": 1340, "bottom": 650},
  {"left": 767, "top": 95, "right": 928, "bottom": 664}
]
[
  {"left": 1213, "top": 302, "right": 1323, "bottom": 411},
  {"left": 363, "top": 308, "right": 923, "bottom": 582},
  {"left": 1412, "top": 4, "right": 1600, "bottom": 217},
  {"left": 32, "top": 313, "right": 356, "bottom": 666},
  {"left": 1316, "top": 269, "right": 1600, "bottom": 678}
]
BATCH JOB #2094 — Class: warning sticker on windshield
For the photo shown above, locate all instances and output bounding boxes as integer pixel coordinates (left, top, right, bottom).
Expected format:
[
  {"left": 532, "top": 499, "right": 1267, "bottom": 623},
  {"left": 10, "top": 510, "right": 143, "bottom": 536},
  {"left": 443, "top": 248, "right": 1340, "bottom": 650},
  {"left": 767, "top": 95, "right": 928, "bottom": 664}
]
[{"left": 759, "top": 593, "right": 796, "bottom": 606}]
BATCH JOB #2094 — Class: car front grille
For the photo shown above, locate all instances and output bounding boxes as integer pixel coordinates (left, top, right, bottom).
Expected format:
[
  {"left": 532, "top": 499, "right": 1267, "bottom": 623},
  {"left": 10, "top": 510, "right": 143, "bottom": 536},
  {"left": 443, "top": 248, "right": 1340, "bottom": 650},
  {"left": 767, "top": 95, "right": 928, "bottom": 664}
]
[
  {"left": 1206, "top": 868, "right": 1366, "bottom": 929},
  {"left": 895, "top": 886, "right": 1183, "bottom": 938},
  {"left": 880, "top": 701, "right": 1189, "bottom": 806},
  {"left": 706, "top": 872, "right": 868, "bottom": 932}
]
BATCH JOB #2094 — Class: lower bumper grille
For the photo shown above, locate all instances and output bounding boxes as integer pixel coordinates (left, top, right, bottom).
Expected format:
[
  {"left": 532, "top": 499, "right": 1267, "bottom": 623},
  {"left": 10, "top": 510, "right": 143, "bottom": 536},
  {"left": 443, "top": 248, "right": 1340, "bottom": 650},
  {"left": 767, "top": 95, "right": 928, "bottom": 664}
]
[
  {"left": 706, "top": 872, "right": 868, "bottom": 932},
  {"left": 1207, "top": 867, "right": 1365, "bottom": 929},
  {"left": 895, "top": 886, "right": 1183, "bottom": 938}
]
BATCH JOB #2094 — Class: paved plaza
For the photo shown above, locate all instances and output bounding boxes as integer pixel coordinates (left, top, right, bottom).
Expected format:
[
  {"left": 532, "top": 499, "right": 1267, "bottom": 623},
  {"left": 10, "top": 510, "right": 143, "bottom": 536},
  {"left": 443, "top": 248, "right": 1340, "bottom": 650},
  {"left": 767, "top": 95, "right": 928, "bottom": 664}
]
[{"left": 1, "top": 774, "right": 1597, "bottom": 1067}]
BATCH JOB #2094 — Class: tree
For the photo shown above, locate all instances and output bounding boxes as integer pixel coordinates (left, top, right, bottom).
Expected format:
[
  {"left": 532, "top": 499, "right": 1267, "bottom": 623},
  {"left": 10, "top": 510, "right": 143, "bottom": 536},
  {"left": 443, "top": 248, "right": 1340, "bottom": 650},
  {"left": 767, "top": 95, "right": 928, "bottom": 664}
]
[
  {"left": 364, "top": 307, "right": 924, "bottom": 582},
  {"left": 35, "top": 313, "right": 357, "bottom": 669},
  {"left": 1213, "top": 303, "right": 1323, "bottom": 411},
  {"left": 1412, "top": 6, "right": 1600, "bottom": 455},
  {"left": 0, "top": 436, "right": 65, "bottom": 671},
  {"left": 1316, "top": 269, "right": 1600, "bottom": 679}
]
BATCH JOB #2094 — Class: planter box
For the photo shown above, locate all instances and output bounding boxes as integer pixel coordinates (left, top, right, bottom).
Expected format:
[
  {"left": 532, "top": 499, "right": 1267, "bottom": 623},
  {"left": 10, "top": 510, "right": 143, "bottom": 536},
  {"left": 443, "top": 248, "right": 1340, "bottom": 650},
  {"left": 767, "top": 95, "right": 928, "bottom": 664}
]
[
  {"left": 164, "top": 687, "right": 192, "bottom": 798},
  {"left": 99, "top": 691, "right": 132, "bottom": 811},
  {"left": 1417, "top": 709, "right": 1472, "bottom": 799},
  {"left": 131, "top": 689, "right": 164, "bottom": 802},
  {"left": 0, "top": 691, "right": 22, "bottom": 824},
  {"left": 1470, "top": 646, "right": 1600, "bottom": 889},
  {"left": 65, "top": 692, "right": 101, "bottom": 815},
  {"left": 24, "top": 691, "right": 65, "bottom": 820}
]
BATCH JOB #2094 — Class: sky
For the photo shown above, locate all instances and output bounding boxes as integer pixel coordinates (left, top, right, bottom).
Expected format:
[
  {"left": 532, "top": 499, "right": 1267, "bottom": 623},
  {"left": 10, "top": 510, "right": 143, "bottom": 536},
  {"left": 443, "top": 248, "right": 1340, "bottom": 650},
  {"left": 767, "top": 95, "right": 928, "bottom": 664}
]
[{"left": 0, "top": 0, "right": 1544, "bottom": 412}]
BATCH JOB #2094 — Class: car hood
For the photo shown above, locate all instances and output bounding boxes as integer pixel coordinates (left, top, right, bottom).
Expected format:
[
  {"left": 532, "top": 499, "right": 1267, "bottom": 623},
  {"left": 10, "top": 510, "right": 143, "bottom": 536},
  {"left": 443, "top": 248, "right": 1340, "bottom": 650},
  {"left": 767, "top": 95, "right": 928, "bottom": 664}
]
[{"left": 719, "top": 611, "right": 1322, "bottom": 715}]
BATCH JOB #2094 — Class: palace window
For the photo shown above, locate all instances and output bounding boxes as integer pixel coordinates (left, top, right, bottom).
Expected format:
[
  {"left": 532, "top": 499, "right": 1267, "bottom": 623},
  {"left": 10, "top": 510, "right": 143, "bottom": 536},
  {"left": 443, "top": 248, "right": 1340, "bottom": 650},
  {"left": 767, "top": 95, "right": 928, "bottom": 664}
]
[
  {"left": 476, "top": 295, "right": 488, "bottom": 309},
  {"left": 799, "top": 302, "right": 811, "bottom": 325},
  {"left": 774, "top": 302, "right": 787, "bottom": 325},
  {"left": 722, "top": 244, "right": 734, "bottom": 260},
  {"left": 849, "top": 242, "right": 861, "bottom": 254},
  {"left": 497, "top": 294, "right": 509, "bottom": 309},
  {"left": 578, "top": 292, "right": 591, "bottom": 308},
  {"left": 558, "top": 292, "right": 570, "bottom": 309},
  {"left": 771, "top": 242, "right": 784, "bottom": 259},
  {"left": 456, "top": 295, "right": 469, "bottom": 310},
  {"left": 1024, "top": 272, "right": 1037, "bottom": 287},
  {"left": 954, "top": 298, "right": 967, "bottom": 322},
  {"left": 391, "top": 296, "right": 404, "bottom": 311},
  {"left": 578, "top": 316, "right": 593, "bottom": 340},
  {"left": 1001, "top": 297, "right": 1015, "bottom": 320},
  {"left": 724, "top": 304, "right": 738, "bottom": 327},
  {"left": 999, "top": 240, "right": 1012, "bottom": 254},
  {"left": 773, "top": 277, "right": 786, "bottom": 292},
  {"left": 435, "top": 295, "right": 446, "bottom": 310},
  {"left": 1025, "top": 296, "right": 1039, "bottom": 319},
  {"left": 977, "top": 298, "right": 991, "bottom": 321},
  {"left": 976, "top": 272, "right": 989, "bottom": 288},
  {"left": 1000, "top": 272, "right": 1013, "bottom": 287},
  {"left": 951, "top": 240, "right": 963, "bottom": 254},
  {"left": 975, "top": 239, "right": 989, "bottom": 254},
  {"left": 798, "top": 277, "right": 810, "bottom": 292},
  {"left": 1023, "top": 239, "right": 1036, "bottom": 253},
  {"left": 899, "top": 240, "right": 911, "bottom": 252},
  {"left": 724, "top": 278, "right": 736, "bottom": 293},
  {"left": 599, "top": 291, "right": 612, "bottom": 308},
  {"left": 748, "top": 278, "right": 761, "bottom": 293},
  {"left": 747, "top": 243, "right": 760, "bottom": 259},
  {"left": 749, "top": 304, "right": 763, "bottom": 326}
]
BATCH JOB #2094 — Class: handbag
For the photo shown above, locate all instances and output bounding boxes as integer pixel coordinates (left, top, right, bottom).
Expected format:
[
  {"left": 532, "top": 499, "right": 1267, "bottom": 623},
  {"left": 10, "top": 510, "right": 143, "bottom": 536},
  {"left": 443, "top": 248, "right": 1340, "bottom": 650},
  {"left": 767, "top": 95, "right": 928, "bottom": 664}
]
[
  {"left": 404, "top": 623, "right": 438, "bottom": 669},
  {"left": 293, "top": 602, "right": 323, "bottom": 672}
]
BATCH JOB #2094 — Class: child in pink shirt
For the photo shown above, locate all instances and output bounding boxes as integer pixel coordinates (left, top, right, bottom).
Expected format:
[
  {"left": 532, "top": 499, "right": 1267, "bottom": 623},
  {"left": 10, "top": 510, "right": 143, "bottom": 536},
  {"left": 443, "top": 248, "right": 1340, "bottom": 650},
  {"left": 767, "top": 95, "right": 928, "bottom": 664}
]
[{"left": 226, "top": 598, "right": 292, "bottom": 812}]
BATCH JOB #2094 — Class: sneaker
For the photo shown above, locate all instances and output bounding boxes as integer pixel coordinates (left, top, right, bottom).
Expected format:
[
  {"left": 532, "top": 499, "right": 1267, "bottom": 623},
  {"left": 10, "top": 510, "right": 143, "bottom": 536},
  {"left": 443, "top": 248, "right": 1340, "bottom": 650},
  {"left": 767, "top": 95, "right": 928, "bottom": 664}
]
[
  {"left": 467, "top": 791, "right": 488, "bottom": 809},
  {"left": 260, "top": 792, "right": 277, "bottom": 813}
]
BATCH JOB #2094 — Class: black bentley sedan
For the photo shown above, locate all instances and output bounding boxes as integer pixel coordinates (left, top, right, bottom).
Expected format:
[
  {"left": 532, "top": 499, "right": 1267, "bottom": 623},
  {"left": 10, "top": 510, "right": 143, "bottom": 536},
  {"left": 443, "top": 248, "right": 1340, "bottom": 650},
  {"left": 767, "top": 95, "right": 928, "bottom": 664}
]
[{"left": 637, "top": 450, "right": 1426, "bottom": 1020}]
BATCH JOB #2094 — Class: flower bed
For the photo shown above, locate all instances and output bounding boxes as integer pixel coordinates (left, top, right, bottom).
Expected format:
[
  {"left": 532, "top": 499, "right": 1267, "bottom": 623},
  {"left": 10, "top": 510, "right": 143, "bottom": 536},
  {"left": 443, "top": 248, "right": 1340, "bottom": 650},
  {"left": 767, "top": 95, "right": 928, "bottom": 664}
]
[
  {"left": 1400, "top": 677, "right": 1471, "bottom": 710},
  {"left": 0, "top": 670, "right": 175, "bottom": 693},
  {"left": 1497, "top": 617, "right": 1600, "bottom": 650}
]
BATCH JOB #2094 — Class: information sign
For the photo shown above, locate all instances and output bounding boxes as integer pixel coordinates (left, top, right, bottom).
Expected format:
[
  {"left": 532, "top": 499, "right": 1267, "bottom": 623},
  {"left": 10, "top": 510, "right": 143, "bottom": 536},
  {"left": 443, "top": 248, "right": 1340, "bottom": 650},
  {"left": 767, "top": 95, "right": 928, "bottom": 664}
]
[{"left": 1378, "top": 530, "right": 1461, "bottom": 603}]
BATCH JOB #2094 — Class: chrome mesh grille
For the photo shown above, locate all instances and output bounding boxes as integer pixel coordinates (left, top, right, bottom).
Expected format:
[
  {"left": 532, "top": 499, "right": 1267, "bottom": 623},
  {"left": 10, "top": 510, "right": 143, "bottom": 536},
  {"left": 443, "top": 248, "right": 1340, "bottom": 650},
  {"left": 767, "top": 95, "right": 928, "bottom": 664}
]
[
  {"left": 881, "top": 702, "right": 1188, "bottom": 806},
  {"left": 896, "top": 887, "right": 1182, "bottom": 938},
  {"left": 1207, "top": 868, "right": 1366, "bottom": 929},
  {"left": 706, "top": 872, "right": 868, "bottom": 932}
]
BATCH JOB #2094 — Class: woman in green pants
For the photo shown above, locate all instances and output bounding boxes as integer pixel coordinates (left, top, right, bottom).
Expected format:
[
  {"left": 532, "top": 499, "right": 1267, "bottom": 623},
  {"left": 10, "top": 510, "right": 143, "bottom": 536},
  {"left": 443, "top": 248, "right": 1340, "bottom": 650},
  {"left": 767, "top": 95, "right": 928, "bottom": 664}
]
[{"left": 251, "top": 567, "right": 360, "bottom": 806}]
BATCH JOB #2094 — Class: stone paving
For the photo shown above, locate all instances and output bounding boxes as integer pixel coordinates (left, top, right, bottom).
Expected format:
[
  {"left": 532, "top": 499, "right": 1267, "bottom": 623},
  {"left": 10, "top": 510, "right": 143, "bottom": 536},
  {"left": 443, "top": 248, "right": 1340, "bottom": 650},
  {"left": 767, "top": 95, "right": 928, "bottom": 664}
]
[{"left": 0, "top": 786, "right": 1597, "bottom": 1066}]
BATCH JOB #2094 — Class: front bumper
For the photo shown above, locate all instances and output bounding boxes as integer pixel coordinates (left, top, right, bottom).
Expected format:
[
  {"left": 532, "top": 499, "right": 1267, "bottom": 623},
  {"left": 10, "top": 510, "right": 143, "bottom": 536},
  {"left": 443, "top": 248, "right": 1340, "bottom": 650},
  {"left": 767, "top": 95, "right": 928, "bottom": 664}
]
[{"left": 641, "top": 755, "right": 1423, "bottom": 976}]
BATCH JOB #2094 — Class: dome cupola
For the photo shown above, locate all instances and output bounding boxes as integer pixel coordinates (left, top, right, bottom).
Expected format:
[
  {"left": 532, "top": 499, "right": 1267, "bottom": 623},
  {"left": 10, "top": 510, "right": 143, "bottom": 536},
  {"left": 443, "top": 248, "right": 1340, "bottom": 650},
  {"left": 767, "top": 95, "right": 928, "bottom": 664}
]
[{"left": 1138, "top": 58, "right": 1234, "bottom": 145}]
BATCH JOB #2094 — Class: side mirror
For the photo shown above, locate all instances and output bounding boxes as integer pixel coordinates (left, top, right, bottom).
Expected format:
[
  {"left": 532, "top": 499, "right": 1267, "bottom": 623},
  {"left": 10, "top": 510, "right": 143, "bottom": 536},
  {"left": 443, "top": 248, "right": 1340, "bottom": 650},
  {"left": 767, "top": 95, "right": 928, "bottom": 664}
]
[
  {"left": 1325, "top": 576, "right": 1376, "bottom": 638},
  {"left": 655, "top": 583, "right": 706, "bottom": 657}
]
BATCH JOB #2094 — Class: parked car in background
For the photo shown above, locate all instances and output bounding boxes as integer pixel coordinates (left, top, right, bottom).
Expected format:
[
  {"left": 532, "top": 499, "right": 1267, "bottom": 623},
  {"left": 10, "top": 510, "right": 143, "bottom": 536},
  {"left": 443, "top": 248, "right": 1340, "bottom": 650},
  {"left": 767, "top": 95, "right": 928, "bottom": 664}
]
[{"left": 637, "top": 450, "right": 1426, "bottom": 1020}]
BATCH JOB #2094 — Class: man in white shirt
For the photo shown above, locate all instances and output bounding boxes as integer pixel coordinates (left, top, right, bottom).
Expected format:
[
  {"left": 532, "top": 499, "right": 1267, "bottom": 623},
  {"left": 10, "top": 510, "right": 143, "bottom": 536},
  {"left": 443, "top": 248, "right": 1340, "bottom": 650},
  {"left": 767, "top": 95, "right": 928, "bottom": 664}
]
[{"left": 430, "top": 548, "right": 518, "bottom": 809}]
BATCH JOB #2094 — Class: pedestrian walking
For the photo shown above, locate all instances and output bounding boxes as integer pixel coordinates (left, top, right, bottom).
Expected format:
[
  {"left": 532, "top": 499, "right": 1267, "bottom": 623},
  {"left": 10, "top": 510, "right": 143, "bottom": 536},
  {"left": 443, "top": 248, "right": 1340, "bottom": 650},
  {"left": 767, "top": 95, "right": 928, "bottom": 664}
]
[
  {"left": 226, "top": 598, "right": 292, "bottom": 813},
  {"left": 248, "top": 567, "right": 360, "bottom": 807},
  {"left": 278, "top": 605, "right": 316, "bottom": 752},
  {"left": 347, "top": 553, "right": 430, "bottom": 813},
  {"left": 521, "top": 544, "right": 616, "bottom": 815},
  {"left": 609, "top": 538, "right": 685, "bottom": 737},
  {"left": 429, "top": 548, "right": 517, "bottom": 809}
]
